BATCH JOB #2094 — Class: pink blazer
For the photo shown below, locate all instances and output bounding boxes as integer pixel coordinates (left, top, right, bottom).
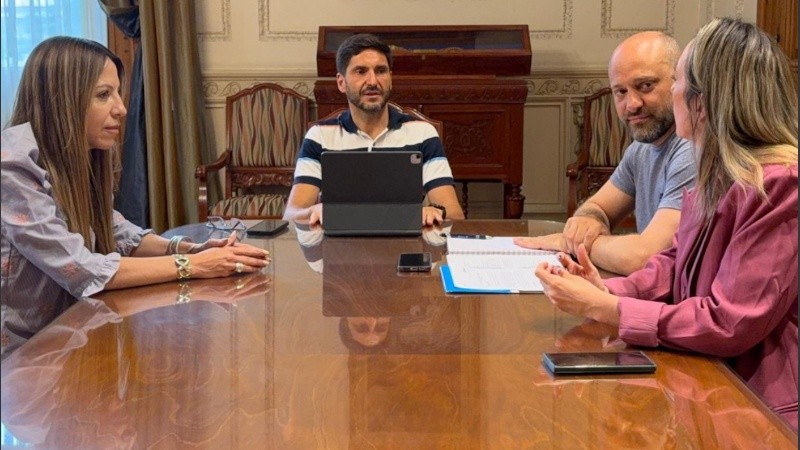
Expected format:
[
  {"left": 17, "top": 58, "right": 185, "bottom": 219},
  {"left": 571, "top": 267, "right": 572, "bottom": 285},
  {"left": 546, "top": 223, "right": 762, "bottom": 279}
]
[{"left": 606, "top": 163, "right": 798, "bottom": 429}]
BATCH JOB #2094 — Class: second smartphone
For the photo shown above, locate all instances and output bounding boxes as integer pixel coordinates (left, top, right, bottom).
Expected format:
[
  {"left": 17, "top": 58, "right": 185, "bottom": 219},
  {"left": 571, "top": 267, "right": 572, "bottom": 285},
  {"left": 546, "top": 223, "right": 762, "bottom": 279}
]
[{"left": 397, "top": 252, "right": 432, "bottom": 272}]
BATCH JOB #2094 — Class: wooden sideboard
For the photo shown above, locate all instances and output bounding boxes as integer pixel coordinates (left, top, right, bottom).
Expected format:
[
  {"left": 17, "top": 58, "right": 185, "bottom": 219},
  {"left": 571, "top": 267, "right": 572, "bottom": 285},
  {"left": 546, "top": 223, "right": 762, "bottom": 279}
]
[{"left": 314, "top": 26, "right": 531, "bottom": 219}]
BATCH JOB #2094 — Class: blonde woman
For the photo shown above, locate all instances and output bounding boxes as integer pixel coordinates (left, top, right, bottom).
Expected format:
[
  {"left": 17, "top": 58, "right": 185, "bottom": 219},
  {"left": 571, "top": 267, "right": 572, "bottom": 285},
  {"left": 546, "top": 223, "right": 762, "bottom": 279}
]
[
  {"left": 535, "top": 18, "right": 798, "bottom": 429},
  {"left": 1, "top": 37, "right": 270, "bottom": 357}
]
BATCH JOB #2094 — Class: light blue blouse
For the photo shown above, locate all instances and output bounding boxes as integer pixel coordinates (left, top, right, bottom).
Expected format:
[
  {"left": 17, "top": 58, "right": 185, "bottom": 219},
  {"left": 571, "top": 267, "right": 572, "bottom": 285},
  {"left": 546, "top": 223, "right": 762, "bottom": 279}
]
[{"left": 1, "top": 123, "right": 152, "bottom": 357}]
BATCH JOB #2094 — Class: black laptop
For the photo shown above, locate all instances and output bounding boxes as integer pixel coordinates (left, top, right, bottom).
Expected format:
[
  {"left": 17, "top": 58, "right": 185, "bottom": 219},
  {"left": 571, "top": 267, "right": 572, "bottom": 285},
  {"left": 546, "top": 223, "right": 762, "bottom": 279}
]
[{"left": 321, "top": 151, "right": 423, "bottom": 236}]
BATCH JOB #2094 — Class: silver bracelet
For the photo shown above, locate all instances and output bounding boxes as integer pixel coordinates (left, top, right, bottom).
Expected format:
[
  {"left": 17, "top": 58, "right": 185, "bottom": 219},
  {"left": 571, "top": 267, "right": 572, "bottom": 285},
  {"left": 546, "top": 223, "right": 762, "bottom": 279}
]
[
  {"left": 166, "top": 236, "right": 195, "bottom": 255},
  {"left": 166, "top": 236, "right": 182, "bottom": 255}
]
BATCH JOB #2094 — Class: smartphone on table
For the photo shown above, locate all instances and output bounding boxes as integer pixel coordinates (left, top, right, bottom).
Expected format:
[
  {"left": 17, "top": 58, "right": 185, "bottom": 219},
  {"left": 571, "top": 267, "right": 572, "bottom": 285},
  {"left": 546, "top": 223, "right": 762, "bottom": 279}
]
[
  {"left": 397, "top": 252, "right": 432, "bottom": 272},
  {"left": 247, "top": 220, "right": 289, "bottom": 237},
  {"left": 542, "top": 350, "right": 657, "bottom": 375}
]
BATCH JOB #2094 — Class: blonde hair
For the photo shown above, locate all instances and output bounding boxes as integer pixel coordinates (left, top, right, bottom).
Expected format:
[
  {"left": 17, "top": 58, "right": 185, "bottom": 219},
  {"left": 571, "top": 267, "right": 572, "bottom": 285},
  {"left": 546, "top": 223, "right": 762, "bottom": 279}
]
[
  {"left": 684, "top": 18, "right": 798, "bottom": 220},
  {"left": 9, "top": 36, "right": 125, "bottom": 253}
]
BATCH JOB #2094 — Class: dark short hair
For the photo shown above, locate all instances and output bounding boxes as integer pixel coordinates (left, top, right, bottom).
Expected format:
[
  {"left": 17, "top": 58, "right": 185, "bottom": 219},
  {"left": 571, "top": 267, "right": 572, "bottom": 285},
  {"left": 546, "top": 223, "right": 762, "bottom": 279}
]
[{"left": 335, "top": 33, "right": 392, "bottom": 75}]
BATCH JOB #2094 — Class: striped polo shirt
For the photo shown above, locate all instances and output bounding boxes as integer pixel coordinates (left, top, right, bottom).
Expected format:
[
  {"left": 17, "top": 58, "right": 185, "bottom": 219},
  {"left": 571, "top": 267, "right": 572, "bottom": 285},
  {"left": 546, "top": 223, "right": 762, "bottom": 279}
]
[{"left": 293, "top": 107, "right": 455, "bottom": 192}]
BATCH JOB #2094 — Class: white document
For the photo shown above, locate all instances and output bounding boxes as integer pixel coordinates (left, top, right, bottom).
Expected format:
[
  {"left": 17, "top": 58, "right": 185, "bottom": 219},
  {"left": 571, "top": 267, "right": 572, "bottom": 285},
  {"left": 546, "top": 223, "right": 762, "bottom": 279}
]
[{"left": 443, "top": 237, "right": 561, "bottom": 293}]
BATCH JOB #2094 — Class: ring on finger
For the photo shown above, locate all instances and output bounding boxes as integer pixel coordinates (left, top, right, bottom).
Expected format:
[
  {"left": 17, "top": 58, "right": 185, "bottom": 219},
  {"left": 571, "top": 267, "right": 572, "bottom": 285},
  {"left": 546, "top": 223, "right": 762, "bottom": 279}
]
[{"left": 235, "top": 262, "right": 244, "bottom": 273}]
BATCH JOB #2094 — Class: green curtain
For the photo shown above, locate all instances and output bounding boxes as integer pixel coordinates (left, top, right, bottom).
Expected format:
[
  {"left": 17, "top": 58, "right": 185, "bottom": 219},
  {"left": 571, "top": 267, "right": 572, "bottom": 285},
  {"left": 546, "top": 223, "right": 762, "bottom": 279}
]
[{"left": 99, "top": 0, "right": 220, "bottom": 233}]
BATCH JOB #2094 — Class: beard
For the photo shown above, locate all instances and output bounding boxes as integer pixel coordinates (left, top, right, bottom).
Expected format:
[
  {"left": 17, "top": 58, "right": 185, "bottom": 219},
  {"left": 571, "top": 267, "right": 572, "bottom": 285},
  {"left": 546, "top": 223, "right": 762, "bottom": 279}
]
[
  {"left": 625, "top": 104, "right": 675, "bottom": 143},
  {"left": 346, "top": 84, "right": 391, "bottom": 114}
]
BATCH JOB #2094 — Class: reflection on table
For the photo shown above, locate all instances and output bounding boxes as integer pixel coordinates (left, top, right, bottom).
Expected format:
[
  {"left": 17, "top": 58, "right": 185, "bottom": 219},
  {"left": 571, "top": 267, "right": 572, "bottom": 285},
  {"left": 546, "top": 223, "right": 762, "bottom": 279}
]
[{"left": 1, "top": 220, "right": 795, "bottom": 449}]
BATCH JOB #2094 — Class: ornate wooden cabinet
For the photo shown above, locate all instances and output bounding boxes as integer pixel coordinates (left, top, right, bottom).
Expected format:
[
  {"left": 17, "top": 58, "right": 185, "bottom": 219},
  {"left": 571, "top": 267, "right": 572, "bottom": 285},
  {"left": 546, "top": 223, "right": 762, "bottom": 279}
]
[{"left": 314, "top": 26, "right": 531, "bottom": 218}]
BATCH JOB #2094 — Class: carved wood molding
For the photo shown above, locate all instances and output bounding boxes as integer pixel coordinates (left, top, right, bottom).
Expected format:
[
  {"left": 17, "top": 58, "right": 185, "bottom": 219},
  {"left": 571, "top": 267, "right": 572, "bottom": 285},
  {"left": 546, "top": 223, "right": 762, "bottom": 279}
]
[
  {"left": 586, "top": 169, "right": 615, "bottom": 195},
  {"left": 443, "top": 120, "right": 493, "bottom": 157},
  {"left": 202, "top": 77, "right": 316, "bottom": 105},
  {"left": 525, "top": 70, "right": 609, "bottom": 98},
  {"left": 231, "top": 172, "right": 294, "bottom": 188},
  {"left": 201, "top": 71, "right": 609, "bottom": 104}
]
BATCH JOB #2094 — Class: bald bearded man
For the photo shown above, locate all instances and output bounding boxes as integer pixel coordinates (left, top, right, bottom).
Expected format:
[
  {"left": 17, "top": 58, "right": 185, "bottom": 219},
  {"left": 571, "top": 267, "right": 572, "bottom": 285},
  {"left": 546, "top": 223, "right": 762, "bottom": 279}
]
[{"left": 516, "top": 31, "right": 696, "bottom": 275}]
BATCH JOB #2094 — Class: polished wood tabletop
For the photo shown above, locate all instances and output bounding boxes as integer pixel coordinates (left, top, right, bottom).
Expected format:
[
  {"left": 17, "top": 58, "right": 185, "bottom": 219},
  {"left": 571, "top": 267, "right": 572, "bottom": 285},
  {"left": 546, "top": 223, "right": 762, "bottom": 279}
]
[{"left": 1, "top": 220, "right": 796, "bottom": 449}]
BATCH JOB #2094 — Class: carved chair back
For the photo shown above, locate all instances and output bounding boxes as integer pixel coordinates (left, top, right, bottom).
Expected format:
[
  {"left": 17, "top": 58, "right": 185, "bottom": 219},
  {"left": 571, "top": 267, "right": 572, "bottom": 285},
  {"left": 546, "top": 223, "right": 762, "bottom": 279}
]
[
  {"left": 566, "top": 87, "right": 634, "bottom": 227},
  {"left": 196, "top": 82, "right": 310, "bottom": 221}
]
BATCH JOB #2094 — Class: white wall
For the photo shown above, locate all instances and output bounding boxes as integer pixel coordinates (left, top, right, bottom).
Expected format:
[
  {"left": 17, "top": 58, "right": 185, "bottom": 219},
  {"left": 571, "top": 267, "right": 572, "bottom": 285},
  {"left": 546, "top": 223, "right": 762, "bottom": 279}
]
[{"left": 196, "top": 0, "right": 756, "bottom": 216}]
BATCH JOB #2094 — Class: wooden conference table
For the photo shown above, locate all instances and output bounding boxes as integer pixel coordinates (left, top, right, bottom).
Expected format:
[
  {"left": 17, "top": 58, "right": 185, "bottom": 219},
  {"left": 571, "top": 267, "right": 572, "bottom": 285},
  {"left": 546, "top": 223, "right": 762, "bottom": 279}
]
[{"left": 1, "top": 220, "right": 796, "bottom": 449}]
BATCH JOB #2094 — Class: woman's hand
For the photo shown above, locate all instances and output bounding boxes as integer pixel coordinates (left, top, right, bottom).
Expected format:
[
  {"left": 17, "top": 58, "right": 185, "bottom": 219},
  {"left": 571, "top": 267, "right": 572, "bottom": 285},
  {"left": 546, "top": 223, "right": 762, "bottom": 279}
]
[
  {"left": 189, "top": 236, "right": 271, "bottom": 278},
  {"left": 535, "top": 244, "right": 619, "bottom": 325},
  {"left": 556, "top": 244, "right": 607, "bottom": 292},
  {"left": 188, "top": 231, "right": 238, "bottom": 253}
]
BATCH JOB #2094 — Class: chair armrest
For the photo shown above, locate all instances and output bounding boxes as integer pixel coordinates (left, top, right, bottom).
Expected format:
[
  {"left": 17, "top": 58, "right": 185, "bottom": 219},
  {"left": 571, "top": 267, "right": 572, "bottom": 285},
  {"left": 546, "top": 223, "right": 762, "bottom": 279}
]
[
  {"left": 196, "top": 150, "right": 232, "bottom": 223},
  {"left": 566, "top": 152, "right": 591, "bottom": 180},
  {"left": 195, "top": 150, "right": 232, "bottom": 181}
]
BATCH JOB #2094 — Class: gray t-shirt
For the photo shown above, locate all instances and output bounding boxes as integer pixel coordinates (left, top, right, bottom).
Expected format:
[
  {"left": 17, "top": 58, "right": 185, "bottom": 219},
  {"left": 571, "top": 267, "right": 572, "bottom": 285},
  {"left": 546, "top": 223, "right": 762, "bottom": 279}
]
[{"left": 610, "top": 132, "right": 696, "bottom": 232}]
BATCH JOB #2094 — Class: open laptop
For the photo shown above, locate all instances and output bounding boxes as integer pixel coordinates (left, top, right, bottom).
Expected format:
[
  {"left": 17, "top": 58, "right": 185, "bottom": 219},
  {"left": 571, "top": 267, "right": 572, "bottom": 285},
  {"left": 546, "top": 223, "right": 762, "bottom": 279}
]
[{"left": 321, "top": 150, "right": 423, "bottom": 236}]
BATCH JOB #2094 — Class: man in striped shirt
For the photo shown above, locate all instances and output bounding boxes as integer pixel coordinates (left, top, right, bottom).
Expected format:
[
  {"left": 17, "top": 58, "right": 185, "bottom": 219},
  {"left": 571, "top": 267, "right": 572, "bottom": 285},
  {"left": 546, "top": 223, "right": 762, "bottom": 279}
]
[{"left": 283, "top": 34, "right": 464, "bottom": 225}]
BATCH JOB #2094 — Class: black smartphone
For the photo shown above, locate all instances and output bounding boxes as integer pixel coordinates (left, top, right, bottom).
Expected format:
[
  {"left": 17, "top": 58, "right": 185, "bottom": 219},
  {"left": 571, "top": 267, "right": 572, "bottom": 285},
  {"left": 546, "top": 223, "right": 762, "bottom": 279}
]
[
  {"left": 542, "top": 350, "right": 656, "bottom": 375},
  {"left": 397, "top": 252, "right": 432, "bottom": 272},
  {"left": 247, "top": 220, "right": 289, "bottom": 237}
]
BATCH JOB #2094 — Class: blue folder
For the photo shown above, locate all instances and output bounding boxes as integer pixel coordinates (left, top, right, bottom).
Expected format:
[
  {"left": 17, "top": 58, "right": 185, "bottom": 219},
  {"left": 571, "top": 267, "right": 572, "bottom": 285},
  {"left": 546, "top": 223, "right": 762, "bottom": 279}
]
[{"left": 439, "top": 265, "right": 514, "bottom": 294}]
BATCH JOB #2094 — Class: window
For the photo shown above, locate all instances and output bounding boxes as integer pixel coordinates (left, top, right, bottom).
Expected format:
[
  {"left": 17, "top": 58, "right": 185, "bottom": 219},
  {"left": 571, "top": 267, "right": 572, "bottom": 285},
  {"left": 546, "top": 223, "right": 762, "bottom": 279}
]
[{"left": 1, "top": 0, "right": 107, "bottom": 126}]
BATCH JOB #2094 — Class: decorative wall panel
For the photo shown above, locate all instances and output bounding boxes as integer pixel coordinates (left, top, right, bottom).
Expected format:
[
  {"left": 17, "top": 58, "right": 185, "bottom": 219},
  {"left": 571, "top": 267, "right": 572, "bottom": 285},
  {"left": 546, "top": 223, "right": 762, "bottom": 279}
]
[
  {"left": 197, "top": 0, "right": 232, "bottom": 41},
  {"left": 601, "top": 0, "right": 675, "bottom": 38},
  {"left": 257, "top": 0, "right": 573, "bottom": 41}
]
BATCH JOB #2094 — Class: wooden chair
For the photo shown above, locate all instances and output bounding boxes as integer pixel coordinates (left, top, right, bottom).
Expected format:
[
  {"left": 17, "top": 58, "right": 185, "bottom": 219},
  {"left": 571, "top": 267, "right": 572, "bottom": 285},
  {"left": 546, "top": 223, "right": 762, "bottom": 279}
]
[
  {"left": 196, "top": 82, "right": 310, "bottom": 221},
  {"left": 566, "top": 87, "right": 635, "bottom": 228}
]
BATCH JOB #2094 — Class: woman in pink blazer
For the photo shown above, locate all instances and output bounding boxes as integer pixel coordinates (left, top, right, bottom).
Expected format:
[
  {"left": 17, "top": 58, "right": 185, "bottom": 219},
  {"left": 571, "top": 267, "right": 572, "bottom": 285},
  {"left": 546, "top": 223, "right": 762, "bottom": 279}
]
[{"left": 536, "top": 17, "right": 798, "bottom": 429}]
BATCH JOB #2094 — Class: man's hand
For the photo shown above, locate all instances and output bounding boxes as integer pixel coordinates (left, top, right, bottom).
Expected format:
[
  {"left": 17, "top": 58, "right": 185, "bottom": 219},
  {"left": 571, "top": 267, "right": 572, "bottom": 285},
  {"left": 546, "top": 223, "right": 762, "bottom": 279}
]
[
  {"left": 308, "top": 203, "right": 323, "bottom": 225},
  {"left": 422, "top": 206, "right": 445, "bottom": 226},
  {"left": 513, "top": 233, "right": 568, "bottom": 252},
  {"left": 563, "top": 213, "right": 611, "bottom": 255}
]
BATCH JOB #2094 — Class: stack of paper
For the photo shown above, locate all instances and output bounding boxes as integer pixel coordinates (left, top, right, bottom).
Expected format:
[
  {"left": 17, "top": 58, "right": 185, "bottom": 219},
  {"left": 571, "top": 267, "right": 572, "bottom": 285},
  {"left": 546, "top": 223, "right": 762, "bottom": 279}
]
[{"left": 440, "top": 236, "right": 561, "bottom": 294}]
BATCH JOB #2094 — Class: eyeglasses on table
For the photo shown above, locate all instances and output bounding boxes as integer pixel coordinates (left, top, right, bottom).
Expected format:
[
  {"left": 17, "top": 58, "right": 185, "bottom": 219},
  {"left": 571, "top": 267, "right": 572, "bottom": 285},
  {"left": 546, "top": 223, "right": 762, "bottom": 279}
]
[{"left": 205, "top": 216, "right": 246, "bottom": 232}]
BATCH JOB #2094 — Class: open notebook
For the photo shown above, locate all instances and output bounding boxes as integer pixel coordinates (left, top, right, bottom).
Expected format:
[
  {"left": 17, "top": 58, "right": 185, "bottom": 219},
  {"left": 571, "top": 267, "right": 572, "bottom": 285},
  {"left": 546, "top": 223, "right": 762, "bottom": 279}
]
[{"left": 440, "top": 236, "right": 561, "bottom": 294}]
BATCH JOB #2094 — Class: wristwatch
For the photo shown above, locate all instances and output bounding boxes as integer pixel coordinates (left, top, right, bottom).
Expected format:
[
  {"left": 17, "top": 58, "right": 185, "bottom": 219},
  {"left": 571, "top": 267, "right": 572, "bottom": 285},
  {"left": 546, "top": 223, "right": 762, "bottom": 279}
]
[{"left": 429, "top": 203, "right": 446, "bottom": 220}]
